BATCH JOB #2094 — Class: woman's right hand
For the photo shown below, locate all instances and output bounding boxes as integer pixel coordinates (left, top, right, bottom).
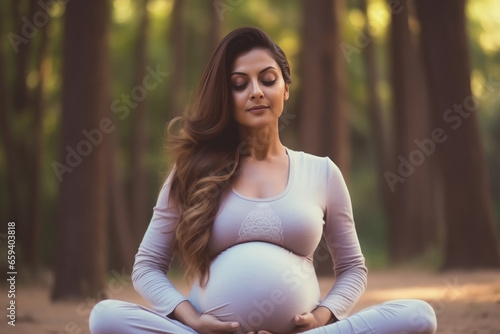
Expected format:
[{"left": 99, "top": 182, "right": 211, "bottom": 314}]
[
  {"left": 172, "top": 301, "right": 239, "bottom": 334},
  {"left": 194, "top": 313, "right": 240, "bottom": 334}
]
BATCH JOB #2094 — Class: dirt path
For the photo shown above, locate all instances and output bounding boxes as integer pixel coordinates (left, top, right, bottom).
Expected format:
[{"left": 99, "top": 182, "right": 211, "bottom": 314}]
[{"left": 2, "top": 269, "right": 499, "bottom": 333}]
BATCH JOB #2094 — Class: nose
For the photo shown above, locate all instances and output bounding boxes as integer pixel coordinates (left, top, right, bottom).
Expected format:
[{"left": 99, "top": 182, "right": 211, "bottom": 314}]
[{"left": 249, "top": 80, "right": 264, "bottom": 100}]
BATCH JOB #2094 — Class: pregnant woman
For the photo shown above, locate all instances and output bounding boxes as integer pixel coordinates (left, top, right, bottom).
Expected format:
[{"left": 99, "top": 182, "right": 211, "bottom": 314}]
[{"left": 89, "top": 27, "right": 437, "bottom": 334}]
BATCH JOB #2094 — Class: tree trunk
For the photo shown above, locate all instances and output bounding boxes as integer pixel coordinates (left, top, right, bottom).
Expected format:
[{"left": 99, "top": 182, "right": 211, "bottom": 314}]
[
  {"left": 109, "top": 127, "right": 135, "bottom": 273},
  {"left": 358, "top": 0, "right": 396, "bottom": 259},
  {"left": 416, "top": 0, "right": 500, "bottom": 268},
  {"left": 52, "top": 0, "right": 111, "bottom": 300},
  {"left": 0, "top": 3, "right": 20, "bottom": 225},
  {"left": 300, "top": 0, "right": 349, "bottom": 275},
  {"left": 11, "top": 0, "right": 34, "bottom": 115},
  {"left": 407, "top": 1, "right": 441, "bottom": 253},
  {"left": 170, "top": 0, "right": 187, "bottom": 116},
  {"left": 299, "top": 0, "right": 350, "bottom": 176},
  {"left": 387, "top": 0, "right": 436, "bottom": 261},
  {"left": 206, "top": 0, "right": 221, "bottom": 62},
  {"left": 130, "top": 0, "right": 150, "bottom": 245},
  {"left": 25, "top": 7, "right": 50, "bottom": 269},
  {"left": 8, "top": 0, "right": 37, "bottom": 270}
]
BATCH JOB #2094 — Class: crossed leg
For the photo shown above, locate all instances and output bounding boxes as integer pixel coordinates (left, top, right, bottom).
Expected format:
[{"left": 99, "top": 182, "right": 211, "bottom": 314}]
[
  {"left": 303, "top": 299, "right": 437, "bottom": 334},
  {"left": 89, "top": 299, "right": 437, "bottom": 334},
  {"left": 89, "top": 300, "right": 198, "bottom": 334}
]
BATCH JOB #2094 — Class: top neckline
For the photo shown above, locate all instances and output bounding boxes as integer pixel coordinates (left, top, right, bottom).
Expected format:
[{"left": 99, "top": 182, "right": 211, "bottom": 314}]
[{"left": 231, "top": 146, "right": 293, "bottom": 202}]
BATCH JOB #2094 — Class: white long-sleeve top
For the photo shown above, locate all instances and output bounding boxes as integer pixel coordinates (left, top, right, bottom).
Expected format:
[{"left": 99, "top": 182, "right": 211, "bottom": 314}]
[{"left": 131, "top": 146, "right": 368, "bottom": 323}]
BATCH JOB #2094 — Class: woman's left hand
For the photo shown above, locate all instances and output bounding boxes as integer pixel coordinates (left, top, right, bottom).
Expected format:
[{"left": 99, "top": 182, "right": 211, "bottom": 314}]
[
  {"left": 243, "top": 312, "right": 320, "bottom": 334},
  {"left": 245, "top": 311, "right": 320, "bottom": 334},
  {"left": 246, "top": 307, "right": 333, "bottom": 334}
]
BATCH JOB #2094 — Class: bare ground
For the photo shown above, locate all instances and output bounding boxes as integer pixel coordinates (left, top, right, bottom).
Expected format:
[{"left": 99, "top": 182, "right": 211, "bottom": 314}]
[{"left": 2, "top": 269, "right": 499, "bottom": 334}]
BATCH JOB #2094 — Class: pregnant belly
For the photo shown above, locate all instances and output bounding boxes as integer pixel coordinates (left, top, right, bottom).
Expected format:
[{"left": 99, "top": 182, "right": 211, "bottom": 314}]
[{"left": 189, "top": 242, "right": 320, "bottom": 334}]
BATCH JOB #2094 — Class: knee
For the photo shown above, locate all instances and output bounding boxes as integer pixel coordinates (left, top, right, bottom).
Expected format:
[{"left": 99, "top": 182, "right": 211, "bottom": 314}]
[
  {"left": 408, "top": 300, "right": 437, "bottom": 334},
  {"left": 89, "top": 300, "right": 124, "bottom": 334}
]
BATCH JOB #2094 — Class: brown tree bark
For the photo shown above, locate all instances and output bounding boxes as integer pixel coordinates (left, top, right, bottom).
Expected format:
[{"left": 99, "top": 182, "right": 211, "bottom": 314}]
[
  {"left": 387, "top": 0, "right": 437, "bottom": 261},
  {"left": 130, "top": 0, "right": 151, "bottom": 245},
  {"left": 11, "top": 0, "right": 34, "bottom": 114},
  {"left": 300, "top": 0, "right": 349, "bottom": 275},
  {"left": 25, "top": 8, "right": 50, "bottom": 269},
  {"left": 6, "top": 0, "right": 51, "bottom": 270},
  {"left": 416, "top": 0, "right": 500, "bottom": 268},
  {"left": 8, "top": 0, "right": 35, "bottom": 269},
  {"left": 109, "top": 126, "right": 135, "bottom": 273},
  {"left": 206, "top": 0, "right": 221, "bottom": 61},
  {"left": 407, "top": 1, "right": 441, "bottom": 255},
  {"left": 298, "top": 0, "right": 350, "bottom": 176},
  {"left": 358, "top": 0, "right": 396, "bottom": 258},
  {"left": 0, "top": 3, "right": 20, "bottom": 225},
  {"left": 170, "top": 0, "right": 187, "bottom": 116},
  {"left": 52, "top": 0, "right": 111, "bottom": 300}
]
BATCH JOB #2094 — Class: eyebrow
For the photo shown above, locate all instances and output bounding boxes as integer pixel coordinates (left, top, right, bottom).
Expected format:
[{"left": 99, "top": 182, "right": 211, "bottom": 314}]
[{"left": 231, "top": 66, "right": 276, "bottom": 76}]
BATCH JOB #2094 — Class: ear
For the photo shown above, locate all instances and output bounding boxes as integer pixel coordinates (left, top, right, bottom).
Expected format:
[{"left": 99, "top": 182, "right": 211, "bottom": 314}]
[{"left": 284, "top": 84, "right": 290, "bottom": 101}]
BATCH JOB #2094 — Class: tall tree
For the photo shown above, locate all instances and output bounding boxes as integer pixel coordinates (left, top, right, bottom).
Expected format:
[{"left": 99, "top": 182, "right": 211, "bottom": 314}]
[
  {"left": 6, "top": 0, "right": 34, "bottom": 269},
  {"left": 205, "top": 0, "right": 221, "bottom": 62},
  {"left": 3, "top": 0, "right": 51, "bottom": 270},
  {"left": 52, "top": 0, "right": 111, "bottom": 300},
  {"left": 406, "top": 1, "right": 441, "bottom": 256},
  {"left": 11, "top": 0, "right": 34, "bottom": 114},
  {"left": 108, "top": 128, "right": 135, "bottom": 273},
  {"left": 169, "top": 0, "right": 187, "bottom": 116},
  {"left": 416, "top": 0, "right": 500, "bottom": 268},
  {"left": 25, "top": 6, "right": 50, "bottom": 269},
  {"left": 358, "top": 0, "right": 396, "bottom": 259},
  {"left": 299, "top": 0, "right": 349, "bottom": 275},
  {"left": 387, "top": 0, "right": 437, "bottom": 261},
  {"left": 298, "top": 0, "right": 350, "bottom": 175},
  {"left": 0, "top": 3, "right": 19, "bottom": 225},
  {"left": 130, "top": 0, "right": 151, "bottom": 245}
]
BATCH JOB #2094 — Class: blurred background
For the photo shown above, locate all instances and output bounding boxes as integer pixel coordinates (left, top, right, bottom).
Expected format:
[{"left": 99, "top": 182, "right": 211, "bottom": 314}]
[{"left": 1, "top": 0, "right": 500, "bottom": 329}]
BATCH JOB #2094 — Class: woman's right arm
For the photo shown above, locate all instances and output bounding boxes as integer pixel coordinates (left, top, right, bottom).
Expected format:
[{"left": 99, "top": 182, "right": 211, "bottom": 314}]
[
  {"left": 132, "top": 167, "right": 240, "bottom": 333},
  {"left": 131, "top": 167, "right": 190, "bottom": 317}
]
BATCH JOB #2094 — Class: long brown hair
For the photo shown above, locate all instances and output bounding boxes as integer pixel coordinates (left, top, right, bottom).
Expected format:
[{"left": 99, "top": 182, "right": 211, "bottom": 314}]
[{"left": 165, "top": 27, "right": 292, "bottom": 286}]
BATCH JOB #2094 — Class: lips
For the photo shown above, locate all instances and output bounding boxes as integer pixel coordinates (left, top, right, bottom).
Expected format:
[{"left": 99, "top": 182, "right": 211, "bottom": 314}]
[{"left": 247, "top": 105, "right": 269, "bottom": 112}]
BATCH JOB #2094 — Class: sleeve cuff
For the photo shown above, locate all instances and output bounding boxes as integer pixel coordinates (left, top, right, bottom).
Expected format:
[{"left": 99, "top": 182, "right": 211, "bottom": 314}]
[
  {"left": 318, "top": 301, "right": 346, "bottom": 321},
  {"left": 159, "top": 295, "right": 189, "bottom": 318}
]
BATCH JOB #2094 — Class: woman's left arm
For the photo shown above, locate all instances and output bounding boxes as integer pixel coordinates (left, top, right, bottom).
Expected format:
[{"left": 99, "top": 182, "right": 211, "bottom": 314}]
[{"left": 317, "top": 157, "right": 368, "bottom": 322}]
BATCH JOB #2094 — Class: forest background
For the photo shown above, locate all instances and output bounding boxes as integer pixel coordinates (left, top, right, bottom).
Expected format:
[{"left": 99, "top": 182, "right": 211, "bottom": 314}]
[{"left": 1, "top": 0, "right": 500, "bottom": 332}]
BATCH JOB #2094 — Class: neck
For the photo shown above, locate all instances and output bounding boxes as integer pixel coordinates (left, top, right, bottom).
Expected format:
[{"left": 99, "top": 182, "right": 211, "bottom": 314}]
[{"left": 237, "top": 125, "right": 285, "bottom": 161}]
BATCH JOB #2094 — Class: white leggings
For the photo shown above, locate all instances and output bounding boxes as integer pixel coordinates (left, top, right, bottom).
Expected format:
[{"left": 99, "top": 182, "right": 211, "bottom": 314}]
[{"left": 89, "top": 298, "right": 437, "bottom": 334}]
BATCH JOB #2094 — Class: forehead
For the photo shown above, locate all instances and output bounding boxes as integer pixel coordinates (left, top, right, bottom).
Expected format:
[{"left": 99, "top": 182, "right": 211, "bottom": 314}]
[{"left": 231, "top": 48, "right": 279, "bottom": 73}]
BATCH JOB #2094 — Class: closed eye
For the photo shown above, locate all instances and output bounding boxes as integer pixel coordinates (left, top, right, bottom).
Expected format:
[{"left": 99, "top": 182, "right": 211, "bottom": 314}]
[
  {"left": 232, "top": 79, "right": 276, "bottom": 91},
  {"left": 232, "top": 84, "right": 247, "bottom": 91},
  {"left": 262, "top": 79, "right": 276, "bottom": 86}
]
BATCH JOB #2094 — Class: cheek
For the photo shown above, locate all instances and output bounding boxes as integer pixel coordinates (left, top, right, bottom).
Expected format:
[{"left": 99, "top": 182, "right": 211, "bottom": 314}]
[
  {"left": 268, "top": 87, "right": 285, "bottom": 106},
  {"left": 232, "top": 91, "right": 247, "bottom": 110}
]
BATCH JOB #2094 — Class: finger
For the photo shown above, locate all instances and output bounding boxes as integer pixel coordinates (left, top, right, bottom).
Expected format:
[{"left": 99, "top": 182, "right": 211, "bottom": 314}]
[
  {"left": 220, "top": 321, "right": 240, "bottom": 332},
  {"left": 214, "top": 320, "right": 240, "bottom": 333},
  {"left": 293, "top": 314, "right": 309, "bottom": 325}
]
